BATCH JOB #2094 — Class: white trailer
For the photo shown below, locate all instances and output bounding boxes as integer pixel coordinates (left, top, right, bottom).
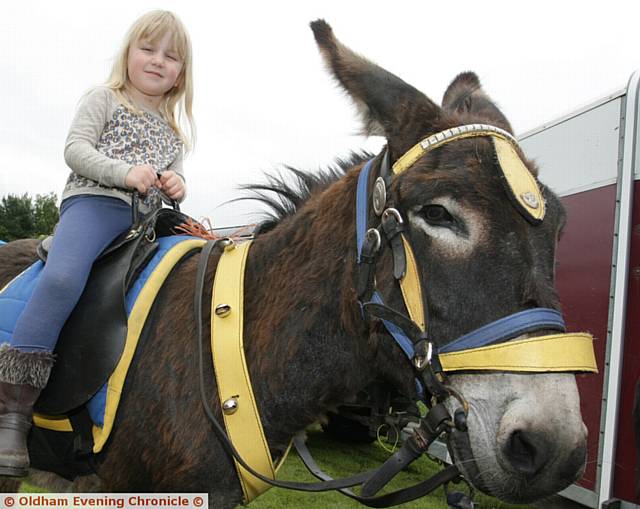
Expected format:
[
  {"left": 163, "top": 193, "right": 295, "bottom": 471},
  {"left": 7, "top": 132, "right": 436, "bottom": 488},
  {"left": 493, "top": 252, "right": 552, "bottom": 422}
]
[{"left": 518, "top": 71, "right": 640, "bottom": 509}]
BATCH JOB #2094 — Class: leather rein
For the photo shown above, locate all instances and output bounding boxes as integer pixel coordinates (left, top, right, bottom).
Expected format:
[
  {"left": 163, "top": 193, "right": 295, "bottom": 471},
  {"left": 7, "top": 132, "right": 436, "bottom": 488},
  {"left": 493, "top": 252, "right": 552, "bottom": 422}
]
[
  {"left": 193, "top": 123, "right": 597, "bottom": 507},
  {"left": 194, "top": 239, "right": 463, "bottom": 508}
]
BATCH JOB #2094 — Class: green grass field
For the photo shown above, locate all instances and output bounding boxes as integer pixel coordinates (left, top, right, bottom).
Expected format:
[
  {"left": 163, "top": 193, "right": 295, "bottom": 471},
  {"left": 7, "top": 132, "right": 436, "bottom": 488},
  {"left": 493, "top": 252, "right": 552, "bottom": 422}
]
[
  {"left": 19, "top": 425, "right": 531, "bottom": 509},
  {"left": 246, "top": 427, "right": 531, "bottom": 509}
]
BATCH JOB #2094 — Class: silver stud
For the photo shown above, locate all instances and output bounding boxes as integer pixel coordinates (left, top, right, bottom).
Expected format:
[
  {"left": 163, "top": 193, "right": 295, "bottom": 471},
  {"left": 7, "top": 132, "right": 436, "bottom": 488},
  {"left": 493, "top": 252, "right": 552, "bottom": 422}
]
[
  {"left": 219, "top": 238, "right": 236, "bottom": 251},
  {"left": 215, "top": 304, "right": 231, "bottom": 317},
  {"left": 222, "top": 397, "right": 239, "bottom": 415},
  {"left": 372, "top": 177, "right": 387, "bottom": 216},
  {"left": 520, "top": 191, "right": 539, "bottom": 209}
]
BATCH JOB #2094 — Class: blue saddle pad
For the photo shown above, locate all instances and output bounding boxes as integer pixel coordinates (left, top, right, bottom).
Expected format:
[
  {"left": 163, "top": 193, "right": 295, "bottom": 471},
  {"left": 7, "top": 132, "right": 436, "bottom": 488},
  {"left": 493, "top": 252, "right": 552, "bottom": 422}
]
[{"left": 0, "top": 235, "right": 200, "bottom": 427}]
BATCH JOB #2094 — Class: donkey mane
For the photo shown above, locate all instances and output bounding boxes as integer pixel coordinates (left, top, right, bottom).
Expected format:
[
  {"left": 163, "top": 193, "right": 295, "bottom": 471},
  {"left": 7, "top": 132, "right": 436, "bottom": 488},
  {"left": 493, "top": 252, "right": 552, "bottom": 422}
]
[{"left": 242, "top": 151, "right": 371, "bottom": 233}]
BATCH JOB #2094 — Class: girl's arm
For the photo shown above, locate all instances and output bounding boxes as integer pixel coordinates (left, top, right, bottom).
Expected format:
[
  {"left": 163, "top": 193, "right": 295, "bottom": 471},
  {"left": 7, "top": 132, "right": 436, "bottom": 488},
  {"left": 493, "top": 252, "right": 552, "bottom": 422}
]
[
  {"left": 160, "top": 149, "right": 187, "bottom": 203},
  {"left": 168, "top": 148, "right": 185, "bottom": 184},
  {"left": 63, "top": 87, "right": 133, "bottom": 189}
]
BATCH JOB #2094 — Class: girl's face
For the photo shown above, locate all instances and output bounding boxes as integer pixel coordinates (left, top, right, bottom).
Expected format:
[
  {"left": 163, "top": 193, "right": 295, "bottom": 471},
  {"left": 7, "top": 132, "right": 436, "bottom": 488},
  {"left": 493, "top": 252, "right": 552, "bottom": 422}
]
[{"left": 127, "top": 31, "right": 182, "bottom": 107}]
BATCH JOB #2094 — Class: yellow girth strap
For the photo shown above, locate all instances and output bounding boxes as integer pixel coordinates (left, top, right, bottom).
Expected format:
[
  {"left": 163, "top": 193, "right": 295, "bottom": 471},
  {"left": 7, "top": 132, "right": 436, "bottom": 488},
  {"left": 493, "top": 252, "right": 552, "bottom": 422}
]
[
  {"left": 211, "top": 240, "right": 275, "bottom": 503},
  {"left": 391, "top": 124, "right": 545, "bottom": 223},
  {"left": 439, "top": 332, "right": 598, "bottom": 373}
]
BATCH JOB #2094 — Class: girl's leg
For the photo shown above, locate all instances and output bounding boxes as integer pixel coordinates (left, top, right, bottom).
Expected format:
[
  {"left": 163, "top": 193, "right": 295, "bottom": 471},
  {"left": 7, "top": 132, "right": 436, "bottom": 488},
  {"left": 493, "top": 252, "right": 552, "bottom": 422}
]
[
  {"left": 0, "top": 195, "right": 132, "bottom": 477},
  {"left": 9, "top": 195, "right": 132, "bottom": 352}
]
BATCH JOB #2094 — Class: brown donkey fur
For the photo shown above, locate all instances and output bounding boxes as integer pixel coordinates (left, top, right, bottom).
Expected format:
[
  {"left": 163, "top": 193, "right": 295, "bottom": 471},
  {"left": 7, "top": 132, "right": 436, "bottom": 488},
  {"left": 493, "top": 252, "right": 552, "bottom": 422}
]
[{"left": 0, "top": 20, "right": 573, "bottom": 507}]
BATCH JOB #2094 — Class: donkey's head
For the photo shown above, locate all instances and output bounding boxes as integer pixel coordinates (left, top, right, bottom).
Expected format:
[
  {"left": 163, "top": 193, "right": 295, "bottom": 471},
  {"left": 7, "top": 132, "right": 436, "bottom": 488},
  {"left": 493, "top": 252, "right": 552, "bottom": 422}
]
[{"left": 311, "top": 20, "right": 592, "bottom": 502}]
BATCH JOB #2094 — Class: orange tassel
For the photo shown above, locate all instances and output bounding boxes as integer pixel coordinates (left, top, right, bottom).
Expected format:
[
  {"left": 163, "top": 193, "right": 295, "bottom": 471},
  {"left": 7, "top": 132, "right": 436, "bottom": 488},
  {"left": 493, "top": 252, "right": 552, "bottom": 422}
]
[{"left": 175, "top": 217, "right": 255, "bottom": 241}]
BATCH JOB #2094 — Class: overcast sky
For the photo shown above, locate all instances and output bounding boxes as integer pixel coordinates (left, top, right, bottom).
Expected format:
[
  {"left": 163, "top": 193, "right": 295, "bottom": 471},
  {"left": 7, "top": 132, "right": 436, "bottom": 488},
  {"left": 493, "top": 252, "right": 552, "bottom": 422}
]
[{"left": 2, "top": 0, "right": 639, "bottom": 227}]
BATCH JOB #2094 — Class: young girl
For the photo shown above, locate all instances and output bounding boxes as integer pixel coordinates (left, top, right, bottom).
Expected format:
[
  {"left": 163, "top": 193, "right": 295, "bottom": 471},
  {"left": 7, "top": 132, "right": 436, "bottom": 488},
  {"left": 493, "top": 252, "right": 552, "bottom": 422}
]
[{"left": 0, "top": 10, "right": 195, "bottom": 477}]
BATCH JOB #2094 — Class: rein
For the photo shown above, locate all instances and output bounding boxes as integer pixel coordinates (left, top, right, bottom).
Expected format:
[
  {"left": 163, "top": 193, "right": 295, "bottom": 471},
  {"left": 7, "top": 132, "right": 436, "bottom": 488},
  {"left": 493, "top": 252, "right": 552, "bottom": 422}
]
[
  {"left": 348, "top": 124, "right": 598, "bottom": 503},
  {"left": 194, "top": 240, "right": 461, "bottom": 507},
  {"left": 193, "top": 123, "right": 597, "bottom": 508}
]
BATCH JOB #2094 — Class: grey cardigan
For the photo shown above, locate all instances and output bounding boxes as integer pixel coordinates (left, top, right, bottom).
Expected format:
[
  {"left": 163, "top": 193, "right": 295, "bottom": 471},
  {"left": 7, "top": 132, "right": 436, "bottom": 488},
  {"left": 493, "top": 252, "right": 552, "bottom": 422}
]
[{"left": 62, "top": 87, "right": 185, "bottom": 212}]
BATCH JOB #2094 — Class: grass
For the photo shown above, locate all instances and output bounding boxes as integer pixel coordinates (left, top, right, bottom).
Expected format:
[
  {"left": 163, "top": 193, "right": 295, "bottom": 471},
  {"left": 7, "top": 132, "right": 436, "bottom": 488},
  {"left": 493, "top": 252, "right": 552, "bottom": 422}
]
[
  {"left": 246, "top": 426, "right": 532, "bottom": 509},
  {"left": 19, "top": 425, "right": 531, "bottom": 509}
]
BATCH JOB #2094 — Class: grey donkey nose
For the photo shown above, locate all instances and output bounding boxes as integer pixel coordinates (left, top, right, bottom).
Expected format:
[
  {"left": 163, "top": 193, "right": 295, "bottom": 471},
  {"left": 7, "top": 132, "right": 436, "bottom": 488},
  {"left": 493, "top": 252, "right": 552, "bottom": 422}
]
[{"left": 502, "top": 429, "right": 553, "bottom": 476}]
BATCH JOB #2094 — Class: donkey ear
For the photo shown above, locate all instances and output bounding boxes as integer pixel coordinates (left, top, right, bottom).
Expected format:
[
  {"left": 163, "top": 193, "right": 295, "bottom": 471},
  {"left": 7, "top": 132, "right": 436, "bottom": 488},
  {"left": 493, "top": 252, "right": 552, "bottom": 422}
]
[
  {"left": 442, "top": 72, "right": 513, "bottom": 133},
  {"left": 310, "top": 20, "right": 445, "bottom": 159}
]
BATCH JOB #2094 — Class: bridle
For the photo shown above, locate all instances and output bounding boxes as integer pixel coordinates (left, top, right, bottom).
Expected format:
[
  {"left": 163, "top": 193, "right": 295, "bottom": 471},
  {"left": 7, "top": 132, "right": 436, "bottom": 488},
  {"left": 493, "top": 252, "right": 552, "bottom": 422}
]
[
  {"left": 194, "top": 123, "right": 597, "bottom": 508},
  {"left": 355, "top": 124, "right": 596, "bottom": 399},
  {"left": 344, "top": 123, "right": 597, "bottom": 504}
]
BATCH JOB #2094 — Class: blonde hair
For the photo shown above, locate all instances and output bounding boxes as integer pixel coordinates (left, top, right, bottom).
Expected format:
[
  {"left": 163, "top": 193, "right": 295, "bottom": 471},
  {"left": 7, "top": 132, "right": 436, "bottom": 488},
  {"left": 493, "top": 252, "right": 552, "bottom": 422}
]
[{"left": 105, "top": 10, "right": 195, "bottom": 151}]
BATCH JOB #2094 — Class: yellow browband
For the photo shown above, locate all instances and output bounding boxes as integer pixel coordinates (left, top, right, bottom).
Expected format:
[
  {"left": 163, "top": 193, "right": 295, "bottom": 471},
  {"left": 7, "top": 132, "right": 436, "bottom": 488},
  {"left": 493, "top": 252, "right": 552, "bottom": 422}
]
[{"left": 391, "top": 124, "right": 545, "bottom": 222}]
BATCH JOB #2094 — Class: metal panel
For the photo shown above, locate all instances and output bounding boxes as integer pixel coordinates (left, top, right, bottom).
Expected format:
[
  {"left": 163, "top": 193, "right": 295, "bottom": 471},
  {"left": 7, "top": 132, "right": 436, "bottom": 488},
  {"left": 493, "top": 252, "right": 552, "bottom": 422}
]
[
  {"left": 520, "top": 97, "right": 623, "bottom": 196},
  {"left": 612, "top": 181, "right": 640, "bottom": 502},
  {"left": 559, "top": 484, "right": 599, "bottom": 508},
  {"left": 520, "top": 89, "right": 626, "bottom": 139},
  {"left": 598, "top": 70, "right": 639, "bottom": 506},
  {"left": 516, "top": 72, "right": 640, "bottom": 507}
]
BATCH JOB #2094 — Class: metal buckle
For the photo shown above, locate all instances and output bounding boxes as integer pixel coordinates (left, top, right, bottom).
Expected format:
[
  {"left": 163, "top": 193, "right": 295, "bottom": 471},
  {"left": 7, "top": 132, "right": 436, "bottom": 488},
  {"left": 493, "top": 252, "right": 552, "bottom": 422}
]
[
  {"left": 382, "top": 207, "right": 404, "bottom": 225},
  {"left": 445, "top": 387, "right": 470, "bottom": 432},
  {"left": 413, "top": 340, "right": 433, "bottom": 370},
  {"left": 145, "top": 227, "right": 156, "bottom": 243},
  {"left": 125, "top": 226, "right": 141, "bottom": 240},
  {"left": 364, "top": 228, "right": 381, "bottom": 254}
]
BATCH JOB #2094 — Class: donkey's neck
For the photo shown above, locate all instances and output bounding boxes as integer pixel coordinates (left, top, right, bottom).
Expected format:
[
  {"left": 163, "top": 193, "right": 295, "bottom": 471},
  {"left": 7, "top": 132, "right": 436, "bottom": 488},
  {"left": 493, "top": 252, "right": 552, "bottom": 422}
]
[{"left": 242, "top": 166, "right": 375, "bottom": 450}]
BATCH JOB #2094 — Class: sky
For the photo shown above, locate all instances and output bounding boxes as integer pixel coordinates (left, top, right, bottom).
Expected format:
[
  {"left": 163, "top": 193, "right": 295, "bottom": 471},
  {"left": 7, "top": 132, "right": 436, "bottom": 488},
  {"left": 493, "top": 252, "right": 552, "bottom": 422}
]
[{"left": 2, "top": 0, "right": 639, "bottom": 227}]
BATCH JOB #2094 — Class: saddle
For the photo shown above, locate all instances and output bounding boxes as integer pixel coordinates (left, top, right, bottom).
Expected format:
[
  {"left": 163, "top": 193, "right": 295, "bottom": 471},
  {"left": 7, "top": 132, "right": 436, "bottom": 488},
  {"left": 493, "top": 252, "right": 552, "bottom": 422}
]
[{"left": 34, "top": 207, "right": 193, "bottom": 415}]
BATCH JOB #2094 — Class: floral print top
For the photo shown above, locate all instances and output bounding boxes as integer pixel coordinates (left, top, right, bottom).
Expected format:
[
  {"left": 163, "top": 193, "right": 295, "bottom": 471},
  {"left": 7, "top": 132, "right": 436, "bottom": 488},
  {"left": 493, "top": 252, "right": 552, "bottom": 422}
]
[{"left": 62, "top": 87, "right": 184, "bottom": 213}]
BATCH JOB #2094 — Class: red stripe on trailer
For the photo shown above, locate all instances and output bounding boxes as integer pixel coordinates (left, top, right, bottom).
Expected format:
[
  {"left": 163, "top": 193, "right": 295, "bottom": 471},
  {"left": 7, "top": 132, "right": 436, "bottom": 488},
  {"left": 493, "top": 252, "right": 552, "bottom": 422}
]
[
  {"left": 612, "top": 181, "right": 640, "bottom": 501},
  {"left": 556, "top": 184, "right": 617, "bottom": 492}
]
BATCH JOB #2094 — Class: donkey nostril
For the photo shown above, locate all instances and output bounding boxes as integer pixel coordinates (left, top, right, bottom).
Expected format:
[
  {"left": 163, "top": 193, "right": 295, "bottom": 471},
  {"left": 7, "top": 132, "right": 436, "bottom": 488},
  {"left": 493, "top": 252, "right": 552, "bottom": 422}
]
[{"left": 503, "top": 429, "right": 552, "bottom": 476}]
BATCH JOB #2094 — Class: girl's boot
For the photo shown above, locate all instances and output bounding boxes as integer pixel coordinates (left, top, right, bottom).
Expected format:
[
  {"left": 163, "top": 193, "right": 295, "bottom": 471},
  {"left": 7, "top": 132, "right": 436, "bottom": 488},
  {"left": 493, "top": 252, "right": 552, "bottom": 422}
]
[{"left": 0, "top": 344, "right": 54, "bottom": 477}]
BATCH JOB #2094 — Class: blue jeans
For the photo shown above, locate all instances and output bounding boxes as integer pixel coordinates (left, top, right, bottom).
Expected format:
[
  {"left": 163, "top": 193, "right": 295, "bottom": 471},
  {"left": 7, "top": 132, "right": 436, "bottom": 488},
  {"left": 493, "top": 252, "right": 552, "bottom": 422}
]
[{"left": 10, "top": 195, "right": 132, "bottom": 352}]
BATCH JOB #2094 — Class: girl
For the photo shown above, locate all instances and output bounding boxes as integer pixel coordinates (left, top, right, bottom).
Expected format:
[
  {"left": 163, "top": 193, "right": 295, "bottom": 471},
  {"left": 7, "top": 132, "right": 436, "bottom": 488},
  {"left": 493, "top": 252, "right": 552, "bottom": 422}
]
[{"left": 0, "top": 10, "right": 195, "bottom": 477}]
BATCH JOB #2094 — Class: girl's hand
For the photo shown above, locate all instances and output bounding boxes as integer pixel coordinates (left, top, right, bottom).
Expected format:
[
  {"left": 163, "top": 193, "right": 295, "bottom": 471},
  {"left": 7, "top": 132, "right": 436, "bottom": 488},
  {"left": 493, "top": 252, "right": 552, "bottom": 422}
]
[
  {"left": 159, "top": 171, "right": 186, "bottom": 201},
  {"left": 125, "top": 165, "right": 159, "bottom": 194}
]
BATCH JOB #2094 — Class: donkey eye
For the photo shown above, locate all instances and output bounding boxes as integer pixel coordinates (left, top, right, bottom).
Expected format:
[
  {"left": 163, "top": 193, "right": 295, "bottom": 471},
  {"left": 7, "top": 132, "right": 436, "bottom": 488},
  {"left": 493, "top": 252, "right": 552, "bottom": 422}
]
[{"left": 420, "top": 205, "right": 455, "bottom": 226}]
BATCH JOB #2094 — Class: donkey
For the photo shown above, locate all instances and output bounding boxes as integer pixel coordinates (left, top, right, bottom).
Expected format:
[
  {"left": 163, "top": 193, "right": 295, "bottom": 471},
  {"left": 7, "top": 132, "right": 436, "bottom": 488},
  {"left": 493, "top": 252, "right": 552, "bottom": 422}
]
[{"left": 0, "top": 20, "right": 591, "bottom": 507}]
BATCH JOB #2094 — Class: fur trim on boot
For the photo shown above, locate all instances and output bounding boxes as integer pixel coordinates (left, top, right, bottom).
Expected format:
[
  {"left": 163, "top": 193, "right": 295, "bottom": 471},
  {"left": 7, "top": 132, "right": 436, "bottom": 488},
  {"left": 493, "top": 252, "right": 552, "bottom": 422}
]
[
  {"left": 0, "top": 344, "right": 55, "bottom": 388},
  {"left": 0, "top": 344, "right": 55, "bottom": 476}
]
